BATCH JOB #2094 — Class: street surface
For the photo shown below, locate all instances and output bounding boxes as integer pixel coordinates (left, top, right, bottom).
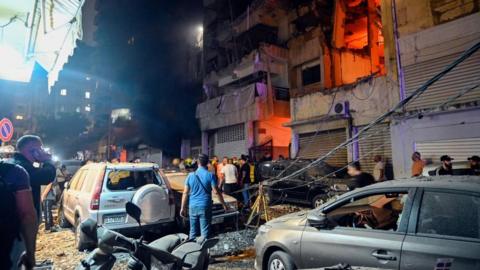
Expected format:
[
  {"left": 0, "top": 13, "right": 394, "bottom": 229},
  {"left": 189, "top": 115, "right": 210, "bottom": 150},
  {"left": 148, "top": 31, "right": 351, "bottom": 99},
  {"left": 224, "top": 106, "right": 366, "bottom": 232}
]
[{"left": 35, "top": 205, "right": 304, "bottom": 269}]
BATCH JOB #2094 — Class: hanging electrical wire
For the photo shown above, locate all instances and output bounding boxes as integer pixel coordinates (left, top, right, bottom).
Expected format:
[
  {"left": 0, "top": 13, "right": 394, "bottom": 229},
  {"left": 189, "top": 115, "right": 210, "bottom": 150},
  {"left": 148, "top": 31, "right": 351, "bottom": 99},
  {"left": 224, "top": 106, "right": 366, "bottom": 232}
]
[{"left": 232, "top": 41, "right": 480, "bottom": 195}]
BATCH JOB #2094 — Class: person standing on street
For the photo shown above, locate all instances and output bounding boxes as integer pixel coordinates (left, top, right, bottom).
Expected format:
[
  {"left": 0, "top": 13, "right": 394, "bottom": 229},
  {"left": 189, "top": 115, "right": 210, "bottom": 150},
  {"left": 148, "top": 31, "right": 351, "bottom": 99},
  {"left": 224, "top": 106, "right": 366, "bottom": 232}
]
[
  {"left": 411, "top": 151, "right": 425, "bottom": 177},
  {"left": 180, "top": 154, "right": 228, "bottom": 239},
  {"left": 216, "top": 157, "right": 227, "bottom": 190},
  {"left": 239, "top": 156, "right": 251, "bottom": 209},
  {"left": 372, "top": 155, "right": 386, "bottom": 182},
  {"left": 437, "top": 155, "right": 453, "bottom": 175},
  {"left": 348, "top": 161, "right": 374, "bottom": 189},
  {"left": 40, "top": 183, "right": 55, "bottom": 231},
  {"left": 11, "top": 135, "right": 56, "bottom": 218},
  {"left": 221, "top": 159, "right": 238, "bottom": 195},
  {"left": 0, "top": 161, "right": 37, "bottom": 270},
  {"left": 467, "top": 155, "right": 480, "bottom": 176}
]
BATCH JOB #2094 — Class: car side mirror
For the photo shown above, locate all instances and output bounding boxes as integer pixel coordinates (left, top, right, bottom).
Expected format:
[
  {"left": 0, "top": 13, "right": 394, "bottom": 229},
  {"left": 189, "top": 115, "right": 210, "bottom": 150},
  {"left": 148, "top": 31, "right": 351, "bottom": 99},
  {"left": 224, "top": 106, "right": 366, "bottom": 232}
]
[
  {"left": 64, "top": 181, "right": 70, "bottom": 189},
  {"left": 307, "top": 212, "right": 330, "bottom": 229},
  {"left": 126, "top": 202, "right": 142, "bottom": 225}
]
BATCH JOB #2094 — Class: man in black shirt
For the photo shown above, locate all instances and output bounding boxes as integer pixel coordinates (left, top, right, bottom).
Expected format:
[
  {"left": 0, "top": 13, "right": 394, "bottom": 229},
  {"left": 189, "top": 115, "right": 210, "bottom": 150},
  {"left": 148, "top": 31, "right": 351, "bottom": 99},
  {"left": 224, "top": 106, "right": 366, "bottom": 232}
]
[
  {"left": 239, "top": 156, "right": 251, "bottom": 209},
  {"left": 348, "top": 161, "right": 374, "bottom": 189},
  {"left": 437, "top": 155, "right": 453, "bottom": 175},
  {"left": 10, "top": 135, "right": 56, "bottom": 218},
  {"left": 468, "top": 155, "right": 480, "bottom": 176},
  {"left": 1, "top": 162, "right": 37, "bottom": 270}
]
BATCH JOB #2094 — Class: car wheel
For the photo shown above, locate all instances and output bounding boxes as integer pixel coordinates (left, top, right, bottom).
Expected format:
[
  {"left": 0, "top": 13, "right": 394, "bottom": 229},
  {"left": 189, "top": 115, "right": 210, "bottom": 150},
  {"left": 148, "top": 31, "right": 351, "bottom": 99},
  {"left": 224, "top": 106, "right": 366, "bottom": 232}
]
[
  {"left": 74, "top": 218, "right": 93, "bottom": 251},
  {"left": 268, "top": 251, "right": 295, "bottom": 270},
  {"left": 312, "top": 194, "right": 328, "bottom": 209}
]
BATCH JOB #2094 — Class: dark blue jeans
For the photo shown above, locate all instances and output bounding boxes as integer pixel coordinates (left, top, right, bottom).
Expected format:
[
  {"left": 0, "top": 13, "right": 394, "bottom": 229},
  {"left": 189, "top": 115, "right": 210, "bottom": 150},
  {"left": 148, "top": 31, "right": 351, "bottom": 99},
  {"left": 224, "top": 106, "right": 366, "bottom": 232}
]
[{"left": 189, "top": 205, "right": 212, "bottom": 239}]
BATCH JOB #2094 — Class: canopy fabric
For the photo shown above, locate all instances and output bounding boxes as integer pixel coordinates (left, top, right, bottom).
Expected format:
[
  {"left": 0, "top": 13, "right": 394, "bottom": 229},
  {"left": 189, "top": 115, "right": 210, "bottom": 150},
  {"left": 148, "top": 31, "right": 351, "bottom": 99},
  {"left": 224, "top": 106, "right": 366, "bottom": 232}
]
[{"left": 196, "top": 83, "right": 267, "bottom": 130}]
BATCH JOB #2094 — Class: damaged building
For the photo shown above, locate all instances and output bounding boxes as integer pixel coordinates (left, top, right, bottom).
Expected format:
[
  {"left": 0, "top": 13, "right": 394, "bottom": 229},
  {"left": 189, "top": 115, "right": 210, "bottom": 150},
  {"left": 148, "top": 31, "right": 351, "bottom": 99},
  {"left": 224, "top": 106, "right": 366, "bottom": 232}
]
[
  {"left": 196, "top": 0, "right": 480, "bottom": 176},
  {"left": 285, "top": 0, "right": 398, "bottom": 174},
  {"left": 197, "top": 0, "right": 292, "bottom": 159}
]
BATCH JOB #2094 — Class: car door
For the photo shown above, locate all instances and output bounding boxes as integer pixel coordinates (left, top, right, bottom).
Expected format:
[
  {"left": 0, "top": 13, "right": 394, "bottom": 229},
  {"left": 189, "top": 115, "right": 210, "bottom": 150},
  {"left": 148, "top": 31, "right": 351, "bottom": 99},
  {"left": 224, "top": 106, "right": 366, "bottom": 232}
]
[
  {"left": 401, "top": 188, "right": 480, "bottom": 270},
  {"left": 300, "top": 188, "right": 416, "bottom": 269},
  {"left": 63, "top": 169, "right": 85, "bottom": 221}
]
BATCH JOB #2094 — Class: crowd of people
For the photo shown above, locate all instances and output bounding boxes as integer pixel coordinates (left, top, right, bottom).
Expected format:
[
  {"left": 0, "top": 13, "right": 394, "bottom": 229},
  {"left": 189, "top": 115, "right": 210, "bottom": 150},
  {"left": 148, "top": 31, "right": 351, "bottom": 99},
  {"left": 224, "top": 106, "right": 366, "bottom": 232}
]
[
  {"left": 1, "top": 134, "right": 479, "bottom": 269},
  {"left": 411, "top": 152, "right": 480, "bottom": 177},
  {"left": 174, "top": 154, "right": 261, "bottom": 210}
]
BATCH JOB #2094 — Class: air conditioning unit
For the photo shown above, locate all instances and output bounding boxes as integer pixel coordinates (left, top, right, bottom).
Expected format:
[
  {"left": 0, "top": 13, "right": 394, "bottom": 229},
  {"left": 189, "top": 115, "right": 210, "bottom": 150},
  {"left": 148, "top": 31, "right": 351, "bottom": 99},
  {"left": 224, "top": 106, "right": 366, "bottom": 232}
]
[{"left": 330, "top": 101, "right": 350, "bottom": 117}]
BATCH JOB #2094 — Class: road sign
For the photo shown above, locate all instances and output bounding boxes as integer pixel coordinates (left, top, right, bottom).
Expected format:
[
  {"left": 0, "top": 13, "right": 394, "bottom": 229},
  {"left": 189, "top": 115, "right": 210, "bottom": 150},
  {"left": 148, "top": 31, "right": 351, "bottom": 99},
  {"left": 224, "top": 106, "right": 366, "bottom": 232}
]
[{"left": 0, "top": 118, "right": 14, "bottom": 142}]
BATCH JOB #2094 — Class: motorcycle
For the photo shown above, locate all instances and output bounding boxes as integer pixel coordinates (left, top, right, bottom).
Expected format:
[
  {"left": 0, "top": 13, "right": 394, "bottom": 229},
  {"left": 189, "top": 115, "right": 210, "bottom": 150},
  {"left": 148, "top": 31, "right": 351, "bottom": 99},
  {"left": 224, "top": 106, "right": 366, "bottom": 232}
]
[{"left": 76, "top": 202, "right": 218, "bottom": 270}]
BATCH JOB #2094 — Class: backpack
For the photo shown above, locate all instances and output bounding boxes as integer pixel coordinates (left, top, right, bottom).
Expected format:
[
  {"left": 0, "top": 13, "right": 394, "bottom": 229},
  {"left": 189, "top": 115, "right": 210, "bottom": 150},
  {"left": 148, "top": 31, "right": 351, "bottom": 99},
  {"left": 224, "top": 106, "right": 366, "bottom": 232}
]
[{"left": 0, "top": 161, "right": 21, "bottom": 268}]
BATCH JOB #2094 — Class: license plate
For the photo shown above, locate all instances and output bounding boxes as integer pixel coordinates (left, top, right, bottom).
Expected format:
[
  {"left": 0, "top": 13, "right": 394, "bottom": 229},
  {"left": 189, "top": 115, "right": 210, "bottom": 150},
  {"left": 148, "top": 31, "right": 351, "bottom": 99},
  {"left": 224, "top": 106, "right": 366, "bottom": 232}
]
[
  {"left": 212, "top": 217, "right": 224, "bottom": 224},
  {"left": 104, "top": 215, "right": 125, "bottom": 224}
]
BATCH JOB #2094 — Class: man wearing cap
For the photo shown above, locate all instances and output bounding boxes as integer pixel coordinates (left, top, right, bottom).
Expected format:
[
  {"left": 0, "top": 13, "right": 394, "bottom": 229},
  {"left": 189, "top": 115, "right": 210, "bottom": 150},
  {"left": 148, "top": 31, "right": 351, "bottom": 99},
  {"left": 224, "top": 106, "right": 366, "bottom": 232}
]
[
  {"left": 180, "top": 154, "right": 228, "bottom": 239},
  {"left": 468, "top": 155, "right": 480, "bottom": 176},
  {"left": 437, "top": 155, "right": 453, "bottom": 175}
]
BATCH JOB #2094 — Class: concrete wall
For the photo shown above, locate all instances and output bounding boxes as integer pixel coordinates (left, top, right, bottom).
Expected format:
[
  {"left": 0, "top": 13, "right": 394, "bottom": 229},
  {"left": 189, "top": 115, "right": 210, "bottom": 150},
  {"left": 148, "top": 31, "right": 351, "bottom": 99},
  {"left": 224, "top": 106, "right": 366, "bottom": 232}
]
[
  {"left": 390, "top": 108, "right": 480, "bottom": 178},
  {"left": 395, "top": 0, "right": 479, "bottom": 36},
  {"left": 291, "top": 76, "right": 399, "bottom": 128}
]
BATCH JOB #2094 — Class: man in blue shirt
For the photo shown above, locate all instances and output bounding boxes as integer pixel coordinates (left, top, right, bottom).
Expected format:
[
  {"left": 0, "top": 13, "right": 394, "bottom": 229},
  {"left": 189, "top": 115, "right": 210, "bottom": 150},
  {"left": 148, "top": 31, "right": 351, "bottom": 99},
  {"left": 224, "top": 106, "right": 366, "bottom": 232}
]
[{"left": 180, "top": 154, "right": 228, "bottom": 239}]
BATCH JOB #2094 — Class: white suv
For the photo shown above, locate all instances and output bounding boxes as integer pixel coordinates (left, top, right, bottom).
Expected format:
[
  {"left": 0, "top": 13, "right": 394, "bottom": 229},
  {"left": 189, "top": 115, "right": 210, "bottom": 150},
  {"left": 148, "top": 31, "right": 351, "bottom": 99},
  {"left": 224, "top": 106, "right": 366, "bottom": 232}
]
[{"left": 59, "top": 162, "right": 175, "bottom": 250}]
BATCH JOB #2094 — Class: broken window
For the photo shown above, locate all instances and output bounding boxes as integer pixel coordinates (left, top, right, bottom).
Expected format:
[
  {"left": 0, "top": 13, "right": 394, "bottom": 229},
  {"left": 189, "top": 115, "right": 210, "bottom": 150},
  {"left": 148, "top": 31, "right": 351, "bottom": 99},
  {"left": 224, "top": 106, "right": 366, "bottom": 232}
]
[
  {"left": 301, "top": 61, "right": 321, "bottom": 86},
  {"left": 327, "top": 192, "right": 410, "bottom": 232}
]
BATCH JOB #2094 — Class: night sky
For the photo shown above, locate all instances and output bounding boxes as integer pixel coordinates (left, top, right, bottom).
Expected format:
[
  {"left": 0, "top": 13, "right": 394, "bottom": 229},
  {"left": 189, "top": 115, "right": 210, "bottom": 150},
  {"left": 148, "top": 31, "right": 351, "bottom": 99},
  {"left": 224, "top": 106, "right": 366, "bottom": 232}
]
[{"left": 95, "top": 0, "right": 204, "bottom": 154}]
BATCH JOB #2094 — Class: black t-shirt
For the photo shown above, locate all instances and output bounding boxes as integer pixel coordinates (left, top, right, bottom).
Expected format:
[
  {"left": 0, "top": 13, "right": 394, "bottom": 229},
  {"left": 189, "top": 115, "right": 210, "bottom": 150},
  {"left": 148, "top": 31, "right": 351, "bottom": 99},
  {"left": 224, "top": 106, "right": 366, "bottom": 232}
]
[
  {"left": 438, "top": 167, "right": 453, "bottom": 175},
  {"left": 2, "top": 163, "right": 30, "bottom": 192},
  {"left": 0, "top": 163, "right": 30, "bottom": 269},
  {"left": 240, "top": 163, "right": 251, "bottom": 185},
  {"left": 355, "top": 172, "right": 375, "bottom": 188}
]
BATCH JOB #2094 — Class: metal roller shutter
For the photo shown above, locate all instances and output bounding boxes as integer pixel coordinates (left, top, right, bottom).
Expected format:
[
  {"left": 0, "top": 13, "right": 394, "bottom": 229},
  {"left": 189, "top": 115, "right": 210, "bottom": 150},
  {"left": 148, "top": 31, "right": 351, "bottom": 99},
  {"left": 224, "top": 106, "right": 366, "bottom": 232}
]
[
  {"left": 404, "top": 50, "right": 480, "bottom": 111},
  {"left": 416, "top": 138, "right": 480, "bottom": 163},
  {"left": 214, "top": 124, "right": 247, "bottom": 158},
  {"left": 298, "top": 129, "right": 347, "bottom": 167},
  {"left": 357, "top": 123, "right": 393, "bottom": 177}
]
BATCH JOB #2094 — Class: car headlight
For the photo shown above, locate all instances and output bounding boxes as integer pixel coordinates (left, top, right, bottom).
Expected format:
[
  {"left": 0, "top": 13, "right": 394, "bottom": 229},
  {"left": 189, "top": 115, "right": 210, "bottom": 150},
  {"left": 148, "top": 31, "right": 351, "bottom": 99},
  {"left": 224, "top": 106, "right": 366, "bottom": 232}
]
[
  {"left": 227, "top": 201, "right": 237, "bottom": 211},
  {"left": 258, "top": 224, "right": 272, "bottom": 235}
]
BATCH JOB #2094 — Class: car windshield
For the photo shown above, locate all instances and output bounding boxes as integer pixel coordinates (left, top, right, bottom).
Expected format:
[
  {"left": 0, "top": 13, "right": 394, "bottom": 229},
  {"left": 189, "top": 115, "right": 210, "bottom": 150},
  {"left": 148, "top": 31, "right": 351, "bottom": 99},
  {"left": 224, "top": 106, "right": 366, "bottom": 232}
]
[{"left": 106, "top": 169, "right": 159, "bottom": 191}]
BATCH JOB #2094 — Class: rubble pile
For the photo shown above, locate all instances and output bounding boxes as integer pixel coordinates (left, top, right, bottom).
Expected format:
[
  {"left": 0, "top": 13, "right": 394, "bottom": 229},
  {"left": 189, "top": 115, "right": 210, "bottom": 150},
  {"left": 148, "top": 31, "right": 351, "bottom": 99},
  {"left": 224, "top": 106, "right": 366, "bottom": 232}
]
[
  {"left": 209, "top": 228, "right": 257, "bottom": 257},
  {"left": 268, "top": 204, "right": 306, "bottom": 219}
]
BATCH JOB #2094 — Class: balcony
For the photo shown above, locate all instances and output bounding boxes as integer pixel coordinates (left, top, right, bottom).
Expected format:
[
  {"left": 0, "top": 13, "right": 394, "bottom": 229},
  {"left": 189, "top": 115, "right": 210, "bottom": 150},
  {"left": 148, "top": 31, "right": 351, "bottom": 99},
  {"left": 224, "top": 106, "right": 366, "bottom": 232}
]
[
  {"left": 218, "top": 43, "right": 288, "bottom": 87},
  {"left": 196, "top": 82, "right": 289, "bottom": 130}
]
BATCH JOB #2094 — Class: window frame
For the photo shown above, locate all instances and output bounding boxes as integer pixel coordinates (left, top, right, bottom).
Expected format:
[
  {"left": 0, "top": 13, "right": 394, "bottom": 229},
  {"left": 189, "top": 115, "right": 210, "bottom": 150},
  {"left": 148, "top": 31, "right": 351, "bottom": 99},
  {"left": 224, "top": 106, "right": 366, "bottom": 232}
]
[
  {"left": 70, "top": 169, "right": 87, "bottom": 191},
  {"left": 104, "top": 169, "right": 161, "bottom": 192},
  {"left": 301, "top": 59, "right": 322, "bottom": 87},
  {"left": 409, "top": 188, "right": 480, "bottom": 242},
  {"left": 321, "top": 187, "right": 417, "bottom": 234}
]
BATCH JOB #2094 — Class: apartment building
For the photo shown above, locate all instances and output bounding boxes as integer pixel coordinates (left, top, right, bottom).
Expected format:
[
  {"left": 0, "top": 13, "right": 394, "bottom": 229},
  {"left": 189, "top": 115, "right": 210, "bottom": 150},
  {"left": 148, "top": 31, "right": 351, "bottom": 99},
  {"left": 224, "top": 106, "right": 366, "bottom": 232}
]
[
  {"left": 390, "top": 0, "right": 480, "bottom": 177},
  {"left": 198, "top": 0, "right": 291, "bottom": 159}
]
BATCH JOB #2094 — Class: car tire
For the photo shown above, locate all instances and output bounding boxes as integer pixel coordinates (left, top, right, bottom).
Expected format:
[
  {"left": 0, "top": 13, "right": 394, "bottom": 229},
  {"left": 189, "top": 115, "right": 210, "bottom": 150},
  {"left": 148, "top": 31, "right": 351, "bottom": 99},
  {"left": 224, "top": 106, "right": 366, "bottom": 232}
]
[
  {"left": 74, "top": 218, "right": 93, "bottom": 251},
  {"left": 312, "top": 194, "right": 329, "bottom": 209},
  {"left": 268, "top": 251, "right": 296, "bottom": 270}
]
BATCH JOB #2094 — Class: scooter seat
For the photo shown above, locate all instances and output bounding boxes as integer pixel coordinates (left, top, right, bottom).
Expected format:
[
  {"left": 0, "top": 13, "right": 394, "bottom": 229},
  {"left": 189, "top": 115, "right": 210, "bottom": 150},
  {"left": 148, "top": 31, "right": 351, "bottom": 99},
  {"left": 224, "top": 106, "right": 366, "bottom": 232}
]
[{"left": 148, "top": 233, "right": 188, "bottom": 253}]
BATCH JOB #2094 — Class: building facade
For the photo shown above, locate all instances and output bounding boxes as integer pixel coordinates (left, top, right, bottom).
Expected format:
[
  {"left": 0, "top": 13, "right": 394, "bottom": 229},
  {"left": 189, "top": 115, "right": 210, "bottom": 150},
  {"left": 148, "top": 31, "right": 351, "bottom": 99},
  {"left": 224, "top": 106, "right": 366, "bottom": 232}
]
[
  {"left": 390, "top": 1, "right": 480, "bottom": 178},
  {"left": 284, "top": 0, "right": 399, "bottom": 175},
  {"left": 198, "top": 0, "right": 292, "bottom": 160}
]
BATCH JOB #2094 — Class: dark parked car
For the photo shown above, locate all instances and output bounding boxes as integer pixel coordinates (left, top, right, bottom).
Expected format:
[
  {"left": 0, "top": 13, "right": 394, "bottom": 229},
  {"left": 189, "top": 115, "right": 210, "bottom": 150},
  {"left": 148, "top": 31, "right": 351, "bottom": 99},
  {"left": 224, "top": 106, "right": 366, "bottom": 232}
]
[{"left": 259, "top": 160, "right": 352, "bottom": 208}]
